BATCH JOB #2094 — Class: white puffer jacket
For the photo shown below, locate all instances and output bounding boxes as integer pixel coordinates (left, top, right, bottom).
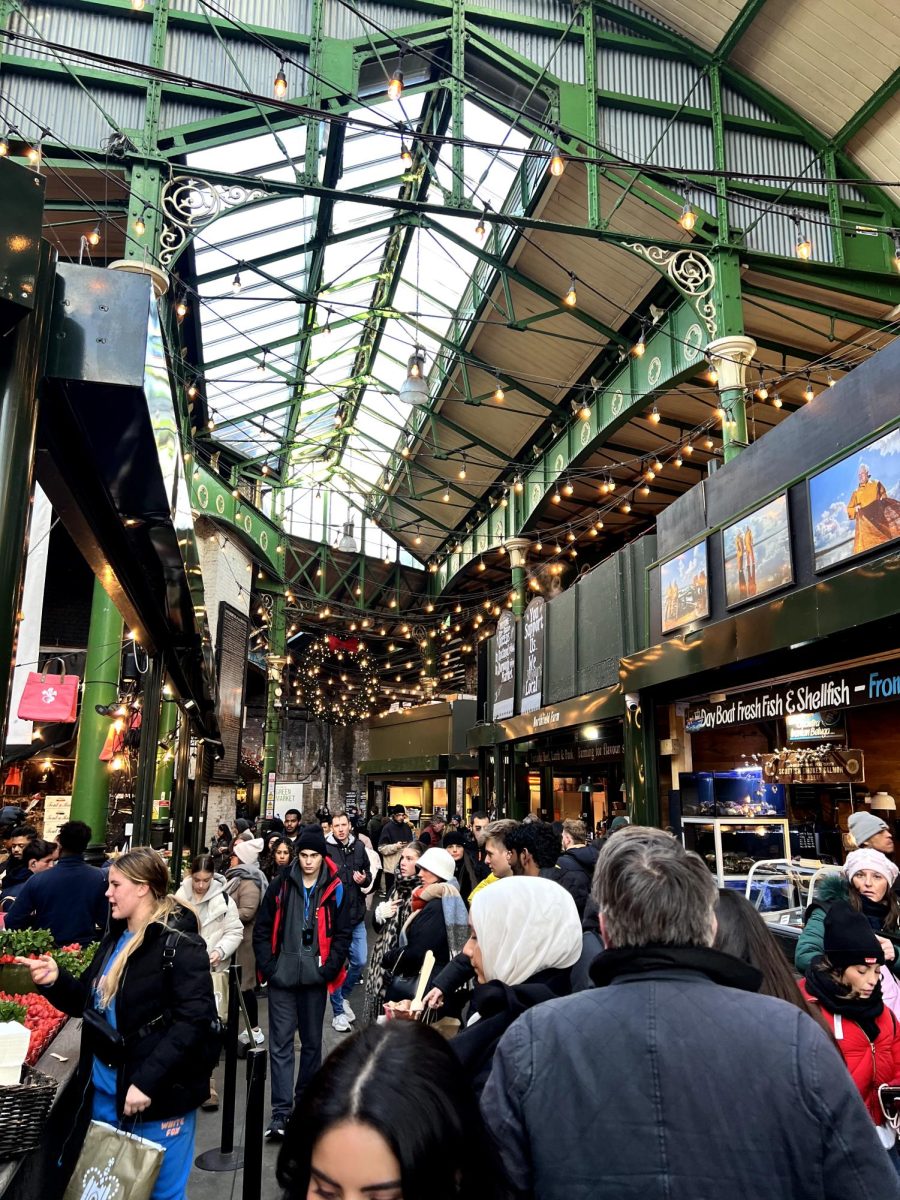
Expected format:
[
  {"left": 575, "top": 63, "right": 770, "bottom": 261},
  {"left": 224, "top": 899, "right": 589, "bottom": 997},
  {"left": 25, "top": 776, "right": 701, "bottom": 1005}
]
[{"left": 175, "top": 873, "right": 243, "bottom": 970}]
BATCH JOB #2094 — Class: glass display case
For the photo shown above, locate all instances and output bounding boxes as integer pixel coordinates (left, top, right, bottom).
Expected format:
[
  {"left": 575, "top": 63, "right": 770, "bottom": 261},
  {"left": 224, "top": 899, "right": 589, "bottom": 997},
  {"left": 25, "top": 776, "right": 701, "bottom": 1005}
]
[{"left": 682, "top": 817, "right": 791, "bottom": 907}]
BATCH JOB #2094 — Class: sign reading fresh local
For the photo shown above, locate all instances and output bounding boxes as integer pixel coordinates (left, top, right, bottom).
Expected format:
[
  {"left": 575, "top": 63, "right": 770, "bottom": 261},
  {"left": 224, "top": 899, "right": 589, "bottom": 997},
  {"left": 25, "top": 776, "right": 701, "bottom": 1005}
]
[
  {"left": 685, "top": 658, "right": 900, "bottom": 733},
  {"left": 493, "top": 610, "right": 516, "bottom": 721}
]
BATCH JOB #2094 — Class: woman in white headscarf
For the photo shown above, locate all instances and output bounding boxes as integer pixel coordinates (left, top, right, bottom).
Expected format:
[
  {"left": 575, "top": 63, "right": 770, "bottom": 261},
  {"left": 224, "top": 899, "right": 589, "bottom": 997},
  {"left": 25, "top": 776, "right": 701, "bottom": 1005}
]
[{"left": 449, "top": 876, "right": 582, "bottom": 1097}]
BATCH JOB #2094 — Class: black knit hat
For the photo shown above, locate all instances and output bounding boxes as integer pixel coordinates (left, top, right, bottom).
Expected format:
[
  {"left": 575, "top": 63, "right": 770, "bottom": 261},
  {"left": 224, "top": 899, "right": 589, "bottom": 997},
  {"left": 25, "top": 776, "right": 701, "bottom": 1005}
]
[
  {"left": 824, "top": 901, "right": 885, "bottom": 969},
  {"left": 442, "top": 830, "right": 468, "bottom": 850},
  {"left": 297, "top": 828, "right": 328, "bottom": 858}
]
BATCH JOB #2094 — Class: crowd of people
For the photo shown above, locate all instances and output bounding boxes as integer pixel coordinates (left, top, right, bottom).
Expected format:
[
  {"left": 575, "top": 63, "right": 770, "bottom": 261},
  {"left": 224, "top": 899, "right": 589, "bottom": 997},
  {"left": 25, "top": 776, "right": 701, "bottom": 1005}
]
[{"left": 6, "top": 801, "right": 900, "bottom": 1197}]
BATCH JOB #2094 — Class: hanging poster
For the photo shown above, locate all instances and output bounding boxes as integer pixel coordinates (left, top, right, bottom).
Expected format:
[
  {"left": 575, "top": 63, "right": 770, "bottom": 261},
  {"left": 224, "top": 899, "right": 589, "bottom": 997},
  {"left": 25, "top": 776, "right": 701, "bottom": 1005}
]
[
  {"left": 660, "top": 542, "right": 709, "bottom": 634},
  {"left": 723, "top": 494, "right": 793, "bottom": 609},
  {"left": 520, "top": 597, "right": 545, "bottom": 714},
  {"left": 493, "top": 610, "right": 516, "bottom": 721},
  {"left": 809, "top": 427, "right": 900, "bottom": 571}
]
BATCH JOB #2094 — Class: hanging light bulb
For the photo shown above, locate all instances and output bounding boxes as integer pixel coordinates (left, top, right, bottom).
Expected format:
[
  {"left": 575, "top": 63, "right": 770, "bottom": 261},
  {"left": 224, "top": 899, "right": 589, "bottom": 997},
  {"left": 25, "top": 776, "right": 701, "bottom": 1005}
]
[
  {"left": 771, "top": 392, "right": 783, "bottom": 408},
  {"left": 513, "top": 474, "right": 523, "bottom": 494},
  {"left": 639, "top": 483, "right": 651, "bottom": 497},
  {"left": 388, "top": 66, "right": 404, "bottom": 102},
  {"left": 621, "top": 500, "right": 632, "bottom": 514},
  {"left": 576, "top": 398, "right": 590, "bottom": 421},
  {"left": 643, "top": 463, "right": 655, "bottom": 482},
  {"left": 563, "top": 273, "right": 577, "bottom": 307},
  {"left": 87, "top": 224, "right": 101, "bottom": 247},
  {"left": 475, "top": 211, "right": 487, "bottom": 239},
  {"left": 607, "top": 475, "right": 617, "bottom": 493},
  {"left": 632, "top": 325, "right": 647, "bottom": 357},
  {"left": 804, "top": 375, "right": 815, "bottom": 402},
  {"left": 755, "top": 371, "right": 768, "bottom": 401},
  {"left": 715, "top": 402, "right": 726, "bottom": 420},
  {"left": 827, "top": 371, "right": 836, "bottom": 387},
  {"left": 493, "top": 378, "right": 505, "bottom": 402},
  {"left": 649, "top": 406, "right": 661, "bottom": 424},
  {"left": 652, "top": 457, "right": 663, "bottom": 474},
  {"left": 551, "top": 486, "right": 561, "bottom": 505},
  {"left": 133, "top": 207, "right": 147, "bottom": 236},
  {"left": 0, "top": 132, "right": 8, "bottom": 157},
  {"left": 679, "top": 200, "right": 696, "bottom": 231},
  {"left": 400, "top": 441, "right": 411, "bottom": 459},
  {"left": 442, "top": 485, "right": 450, "bottom": 502},
  {"left": 704, "top": 434, "right": 715, "bottom": 450},
  {"left": 400, "top": 140, "right": 412, "bottom": 165},
  {"left": 457, "top": 455, "right": 467, "bottom": 481},
  {"left": 273, "top": 61, "right": 288, "bottom": 99},
  {"left": 187, "top": 383, "right": 198, "bottom": 399},
  {"left": 549, "top": 143, "right": 565, "bottom": 177},
  {"left": 563, "top": 479, "right": 574, "bottom": 497},
  {"left": 257, "top": 347, "right": 269, "bottom": 373},
  {"left": 684, "top": 440, "right": 694, "bottom": 456},
  {"left": 477, "top": 558, "right": 486, "bottom": 572},
  {"left": 413, "top": 528, "right": 422, "bottom": 546},
  {"left": 231, "top": 271, "right": 242, "bottom": 295},
  {"left": 26, "top": 139, "right": 42, "bottom": 169},
  {"left": 705, "top": 356, "right": 718, "bottom": 384},
  {"left": 175, "top": 298, "right": 188, "bottom": 320},
  {"left": 793, "top": 215, "right": 812, "bottom": 260},
  {"left": 674, "top": 450, "right": 684, "bottom": 468}
]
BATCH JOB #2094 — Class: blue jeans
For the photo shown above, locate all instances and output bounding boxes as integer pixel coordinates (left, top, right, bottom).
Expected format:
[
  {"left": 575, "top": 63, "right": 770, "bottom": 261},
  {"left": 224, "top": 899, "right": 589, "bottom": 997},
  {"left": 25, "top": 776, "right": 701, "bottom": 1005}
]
[{"left": 331, "top": 920, "right": 367, "bottom": 1014}]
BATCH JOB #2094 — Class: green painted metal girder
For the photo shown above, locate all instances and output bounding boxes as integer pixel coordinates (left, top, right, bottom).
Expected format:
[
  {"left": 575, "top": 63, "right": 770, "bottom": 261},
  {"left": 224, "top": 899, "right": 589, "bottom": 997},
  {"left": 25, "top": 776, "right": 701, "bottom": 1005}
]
[
  {"left": 190, "top": 461, "right": 286, "bottom": 577},
  {"left": 833, "top": 68, "right": 900, "bottom": 150},
  {"left": 742, "top": 254, "right": 900, "bottom": 306},
  {"left": 430, "top": 297, "right": 705, "bottom": 593},
  {"left": 714, "top": 0, "right": 770, "bottom": 60}
]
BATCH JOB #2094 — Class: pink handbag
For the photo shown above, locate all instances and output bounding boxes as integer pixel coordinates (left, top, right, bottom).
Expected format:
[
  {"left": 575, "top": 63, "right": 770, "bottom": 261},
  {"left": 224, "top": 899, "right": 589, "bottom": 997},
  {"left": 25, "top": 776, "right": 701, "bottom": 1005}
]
[{"left": 17, "top": 657, "right": 80, "bottom": 723}]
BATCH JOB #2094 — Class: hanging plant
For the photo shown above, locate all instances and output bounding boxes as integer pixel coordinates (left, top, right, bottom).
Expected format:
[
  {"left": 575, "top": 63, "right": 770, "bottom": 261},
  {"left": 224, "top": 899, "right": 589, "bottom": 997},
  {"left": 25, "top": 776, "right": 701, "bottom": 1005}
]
[{"left": 295, "top": 637, "right": 380, "bottom": 725}]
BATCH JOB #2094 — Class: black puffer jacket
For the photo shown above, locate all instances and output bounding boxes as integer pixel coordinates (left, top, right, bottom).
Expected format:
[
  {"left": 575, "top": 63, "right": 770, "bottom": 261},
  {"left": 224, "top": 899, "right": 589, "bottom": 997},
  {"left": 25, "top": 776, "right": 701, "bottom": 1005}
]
[
  {"left": 555, "top": 843, "right": 599, "bottom": 917},
  {"left": 451, "top": 967, "right": 571, "bottom": 1098},
  {"left": 325, "top": 834, "right": 371, "bottom": 925},
  {"left": 41, "top": 906, "right": 216, "bottom": 1121},
  {"left": 483, "top": 945, "right": 900, "bottom": 1200}
]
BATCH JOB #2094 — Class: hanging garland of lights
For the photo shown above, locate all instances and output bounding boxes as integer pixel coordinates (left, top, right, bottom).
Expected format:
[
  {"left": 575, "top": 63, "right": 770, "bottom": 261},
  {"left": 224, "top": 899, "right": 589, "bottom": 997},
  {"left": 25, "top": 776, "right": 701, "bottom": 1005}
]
[{"left": 296, "top": 636, "right": 380, "bottom": 725}]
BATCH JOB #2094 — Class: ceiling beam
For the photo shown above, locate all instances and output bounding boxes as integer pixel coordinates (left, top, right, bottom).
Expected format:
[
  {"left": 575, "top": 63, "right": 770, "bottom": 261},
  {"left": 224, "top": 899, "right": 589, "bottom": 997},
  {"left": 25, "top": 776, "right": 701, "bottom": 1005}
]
[
  {"left": 833, "top": 67, "right": 900, "bottom": 149},
  {"left": 714, "top": 0, "right": 770, "bottom": 60}
]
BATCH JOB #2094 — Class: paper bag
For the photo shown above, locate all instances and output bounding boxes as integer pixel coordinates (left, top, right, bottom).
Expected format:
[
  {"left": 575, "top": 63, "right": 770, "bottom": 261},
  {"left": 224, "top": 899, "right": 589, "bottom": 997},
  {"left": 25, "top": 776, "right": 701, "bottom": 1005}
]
[{"left": 63, "top": 1120, "right": 164, "bottom": 1200}]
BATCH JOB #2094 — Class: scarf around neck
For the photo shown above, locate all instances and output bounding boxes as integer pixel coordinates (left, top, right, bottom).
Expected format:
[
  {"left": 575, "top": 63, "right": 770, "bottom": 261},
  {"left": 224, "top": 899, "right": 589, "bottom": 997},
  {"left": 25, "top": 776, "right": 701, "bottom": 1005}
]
[{"left": 805, "top": 956, "right": 884, "bottom": 1042}]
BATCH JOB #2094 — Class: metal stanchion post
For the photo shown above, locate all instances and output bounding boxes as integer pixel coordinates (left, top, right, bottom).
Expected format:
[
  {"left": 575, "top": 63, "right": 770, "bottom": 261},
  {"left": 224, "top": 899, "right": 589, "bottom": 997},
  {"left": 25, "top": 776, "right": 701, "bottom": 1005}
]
[
  {"left": 242, "top": 1047, "right": 268, "bottom": 1200},
  {"left": 195, "top": 963, "right": 244, "bottom": 1171}
]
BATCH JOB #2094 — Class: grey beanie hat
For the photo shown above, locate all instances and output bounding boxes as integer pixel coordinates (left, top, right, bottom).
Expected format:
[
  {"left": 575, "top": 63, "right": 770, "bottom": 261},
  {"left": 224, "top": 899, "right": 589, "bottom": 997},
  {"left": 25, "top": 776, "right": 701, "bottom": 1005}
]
[{"left": 848, "top": 811, "right": 889, "bottom": 848}]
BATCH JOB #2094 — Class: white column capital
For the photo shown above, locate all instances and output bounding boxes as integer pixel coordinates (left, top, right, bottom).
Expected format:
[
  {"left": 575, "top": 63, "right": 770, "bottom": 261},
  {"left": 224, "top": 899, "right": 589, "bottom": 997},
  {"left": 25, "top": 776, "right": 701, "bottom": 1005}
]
[
  {"left": 505, "top": 538, "right": 530, "bottom": 569},
  {"left": 706, "top": 334, "right": 757, "bottom": 393},
  {"left": 108, "top": 259, "right": 170, "bottom": 298}
]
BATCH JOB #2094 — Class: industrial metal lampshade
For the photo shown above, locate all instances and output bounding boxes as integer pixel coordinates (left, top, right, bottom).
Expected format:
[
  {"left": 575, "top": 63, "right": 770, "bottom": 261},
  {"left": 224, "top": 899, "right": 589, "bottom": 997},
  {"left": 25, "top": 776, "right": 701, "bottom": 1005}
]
[
  {"left": 337, "top": 520, "right": 358, "bottom": 554},
  {"left": 398, "top": 350, "right": 429, "bottom": 405},
  {"left": 871, "top": 790, "right": 897, "bottom": 812}
]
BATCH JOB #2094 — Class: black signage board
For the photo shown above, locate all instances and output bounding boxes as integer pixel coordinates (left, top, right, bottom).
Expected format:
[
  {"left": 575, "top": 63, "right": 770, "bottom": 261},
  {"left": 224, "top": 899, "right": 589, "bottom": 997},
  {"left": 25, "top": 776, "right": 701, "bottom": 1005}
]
[
  {"left": 520, "top": 597, "right": 545, "bottom": 714},
  {"left": 684, "top": 657, "right": 900, "bottom": 733},
  {"left": 530, "top": 740, "right": 624, "bottom": 767},
  {"left": 212, "top": 602, "right": 250, "bottom": 783},
  {"left": 493, "top": 610, "right": 516, "bottom": 721}
]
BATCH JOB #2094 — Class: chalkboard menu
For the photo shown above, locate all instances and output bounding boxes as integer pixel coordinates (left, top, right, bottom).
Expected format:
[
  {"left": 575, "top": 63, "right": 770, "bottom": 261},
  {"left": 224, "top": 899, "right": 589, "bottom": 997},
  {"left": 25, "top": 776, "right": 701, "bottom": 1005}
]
[
  {"left": 213, "top": 602, "right": 250, "bottom": 783},
  {"left": 493, "top": 610, "right": 516, "bottom": 721}
]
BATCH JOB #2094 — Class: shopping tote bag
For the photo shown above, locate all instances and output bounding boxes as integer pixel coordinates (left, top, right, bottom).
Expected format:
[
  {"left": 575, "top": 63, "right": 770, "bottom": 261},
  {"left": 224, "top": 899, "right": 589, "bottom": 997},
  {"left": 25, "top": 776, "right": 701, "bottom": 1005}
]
[
  {"left": 63, "top": 1120, "right": 164, "bottom": 1200},
  {"left": 17, "top": 658, "right": 79, "bottom": 723}
]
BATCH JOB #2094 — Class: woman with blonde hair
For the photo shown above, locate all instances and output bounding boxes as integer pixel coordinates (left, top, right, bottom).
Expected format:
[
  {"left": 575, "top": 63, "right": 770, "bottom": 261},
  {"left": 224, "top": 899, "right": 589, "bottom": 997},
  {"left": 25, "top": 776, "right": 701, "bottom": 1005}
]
[{"left": 16, "top": 847, "right": 217, "bottom": 1200}]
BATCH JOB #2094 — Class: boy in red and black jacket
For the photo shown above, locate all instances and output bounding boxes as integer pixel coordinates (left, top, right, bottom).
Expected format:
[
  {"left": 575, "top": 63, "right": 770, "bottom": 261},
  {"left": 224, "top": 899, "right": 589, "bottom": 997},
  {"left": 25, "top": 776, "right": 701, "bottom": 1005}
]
[{"left": 253, "top": 828, "right": 351, "bottom": 1139}]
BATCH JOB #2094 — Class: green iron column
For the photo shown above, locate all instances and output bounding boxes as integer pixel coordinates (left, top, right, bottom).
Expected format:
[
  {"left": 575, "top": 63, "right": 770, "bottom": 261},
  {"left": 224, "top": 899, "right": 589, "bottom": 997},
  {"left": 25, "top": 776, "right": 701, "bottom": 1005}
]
[
  {"left": 152, "top": 695, "right": 178, "bottom": 825},
  {"left": 132, "top": 654, "right": 164, "bottom": 847},
  {"left": 69, "top": 578, "right": 124, "bottom": 856},
  {"left": 506, "top": 538, "right": 529, "bottom": 619},
  {"left": 623, "top": 694, "right": 658, "bottom": 827},
  {"left": 708, "top": 248, "right": 755, "bottom": 464},
  {"left": 262, "top": 590, "right": 287, "bottom": 788}
]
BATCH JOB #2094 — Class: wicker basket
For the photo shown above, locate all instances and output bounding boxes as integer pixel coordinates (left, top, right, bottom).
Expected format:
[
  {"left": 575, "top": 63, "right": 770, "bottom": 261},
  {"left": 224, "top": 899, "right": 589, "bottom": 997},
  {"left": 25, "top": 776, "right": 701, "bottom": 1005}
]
[{"left": 0, "top": 1068, "right": 59, "bottom": 1158}]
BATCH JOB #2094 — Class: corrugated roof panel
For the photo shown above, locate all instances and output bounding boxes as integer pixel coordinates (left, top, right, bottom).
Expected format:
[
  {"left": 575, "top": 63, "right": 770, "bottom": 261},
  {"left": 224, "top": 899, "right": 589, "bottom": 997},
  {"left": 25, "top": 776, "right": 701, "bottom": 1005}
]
[
  {"left": 164, "top": 28, "right": 275, "bottom": 97},
  {"left": 7, "top": 3, "right": 150, "bottom": 63},
  {"left": 323, "top": 2, "right": 428, "bottom": 39},
  {"left": 159, "top": 99, "right": 233, "bottom": 135},
  {"left": 601, "top": 47, "right": 710, "bottom": 107},
  {"left": 724, "top": 130, "right": 827, "bottom": 195},
  {"left": 169, "top": 0, "right": 312, "bottom": 36},
  {"left": 470, "top": 0, "right": 574, "bottom": 21},
  {"left": 719, "top": 85, "right": 777, "bottom": 123},
  {"left": 728, "top": 197, "right": 833, "bottom": 262},
  {"left": 1, "top": 76, "right": 144, "bottom": 149},
  {"left": 479, "top": 24, "right": 584, "bottom": 85},
  {"left": 600, "top": 108, "right": 716, "bottom": 172}
]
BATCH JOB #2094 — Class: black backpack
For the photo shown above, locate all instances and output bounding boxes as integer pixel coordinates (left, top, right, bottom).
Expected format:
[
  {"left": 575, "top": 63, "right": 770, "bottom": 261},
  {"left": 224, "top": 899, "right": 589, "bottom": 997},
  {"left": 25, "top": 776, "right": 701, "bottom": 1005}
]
[{"left": 161, "top": 931, "right": 225, "bottom": 1073}]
